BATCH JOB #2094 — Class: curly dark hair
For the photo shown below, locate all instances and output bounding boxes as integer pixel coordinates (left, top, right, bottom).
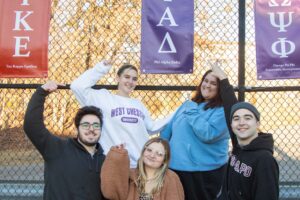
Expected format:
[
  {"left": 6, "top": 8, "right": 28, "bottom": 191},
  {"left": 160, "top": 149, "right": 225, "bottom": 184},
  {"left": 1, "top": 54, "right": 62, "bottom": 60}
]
[{"left": 74, "top": 106, "right": 103, "bottom": 129}]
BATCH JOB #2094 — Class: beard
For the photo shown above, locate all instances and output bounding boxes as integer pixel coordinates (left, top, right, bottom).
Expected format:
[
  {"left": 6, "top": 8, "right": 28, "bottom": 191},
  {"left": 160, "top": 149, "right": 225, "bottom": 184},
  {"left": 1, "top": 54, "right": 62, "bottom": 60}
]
[{"left": 77, "top": 132, "right": 100, "bottom": 147}]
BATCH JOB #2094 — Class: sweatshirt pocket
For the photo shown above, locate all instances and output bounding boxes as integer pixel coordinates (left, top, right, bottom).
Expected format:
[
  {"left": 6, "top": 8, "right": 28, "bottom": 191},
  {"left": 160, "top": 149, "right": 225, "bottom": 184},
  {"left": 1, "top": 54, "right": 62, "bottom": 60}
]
[{"left": 187, "top": 144, "right": 203, "bottom": 166}]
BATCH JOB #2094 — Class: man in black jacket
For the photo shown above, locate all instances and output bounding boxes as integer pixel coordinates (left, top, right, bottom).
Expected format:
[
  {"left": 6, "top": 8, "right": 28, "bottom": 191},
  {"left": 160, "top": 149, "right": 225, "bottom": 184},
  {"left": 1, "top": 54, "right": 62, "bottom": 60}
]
[
  {"left": 212, "top": 64, "right": 279, "bottom": 200},
  {"left": 24, "top": 80, "right": 106, "bottom": 200}
]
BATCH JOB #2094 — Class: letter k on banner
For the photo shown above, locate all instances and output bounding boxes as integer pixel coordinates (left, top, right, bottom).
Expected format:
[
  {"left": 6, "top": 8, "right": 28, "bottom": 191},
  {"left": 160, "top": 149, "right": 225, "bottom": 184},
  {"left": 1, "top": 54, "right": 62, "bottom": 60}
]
[
  {"left": 0, "top": 0, "right": 51, "bottom": 78},
  {"left": 141, "top": 0, "right": 194, "bottom": 74}
]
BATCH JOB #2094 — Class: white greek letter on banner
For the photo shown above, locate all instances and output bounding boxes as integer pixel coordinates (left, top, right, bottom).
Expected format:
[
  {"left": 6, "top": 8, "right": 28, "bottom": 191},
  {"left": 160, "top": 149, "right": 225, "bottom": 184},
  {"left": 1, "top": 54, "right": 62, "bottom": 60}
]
[
  {"left": 268, "top": 12, "right": 293, "bottom": 32},
  {"left": 13, "top": 36, "right": 30, "bottom": 57},
  {"left": 268, "top": 0, "right": 291, "bottom": 7},
  {"left": 157, "top": 7, "right": 178, "bottom": 27},
  {"left": 21, "top": 0, "right": 30, "bottom": 6},
  {"left": 271, "top": 38, "right": 295, "bottom": 58},
  {"left": 158, "top": 32, "right": 177, "bottom": 53}
]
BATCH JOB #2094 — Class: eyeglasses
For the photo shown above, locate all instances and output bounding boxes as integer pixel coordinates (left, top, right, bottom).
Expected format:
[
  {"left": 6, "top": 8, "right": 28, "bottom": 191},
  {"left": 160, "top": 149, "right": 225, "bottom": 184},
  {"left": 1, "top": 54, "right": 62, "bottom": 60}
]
[
  {"left": 79, "top": 122, "right": 101, "bottom": 130},
  {"left": 144, "top": 147, "right": 165, "bottom": 158}
]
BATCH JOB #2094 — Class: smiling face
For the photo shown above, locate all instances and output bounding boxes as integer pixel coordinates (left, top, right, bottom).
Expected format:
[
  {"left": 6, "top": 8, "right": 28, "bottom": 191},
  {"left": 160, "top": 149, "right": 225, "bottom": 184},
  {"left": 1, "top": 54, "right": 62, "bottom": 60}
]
[
  {"left": 116, "top": 68, "right": 138, "bottom": 97},
  {"left": 231, "top": 109, "right": 260, "bottom": 146},
  {"left": 142, "top": 142, "right": 166, "bottom": 170},
  {"left": 77, "top": 114, "right": 101, "bottom": 147},
  {"left": 200, "top": 72, "right": 218, "bottom": 101}
]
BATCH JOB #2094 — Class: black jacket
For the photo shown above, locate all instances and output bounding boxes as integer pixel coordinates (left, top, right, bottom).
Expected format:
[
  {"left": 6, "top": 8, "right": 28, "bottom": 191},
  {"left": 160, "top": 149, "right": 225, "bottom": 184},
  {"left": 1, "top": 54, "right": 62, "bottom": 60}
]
[
  {"left": 217, "top": 79, "right": 279, "bottom": 200},
  {"left": 24, "top": 87, "right": 106, "bottom": 200}
]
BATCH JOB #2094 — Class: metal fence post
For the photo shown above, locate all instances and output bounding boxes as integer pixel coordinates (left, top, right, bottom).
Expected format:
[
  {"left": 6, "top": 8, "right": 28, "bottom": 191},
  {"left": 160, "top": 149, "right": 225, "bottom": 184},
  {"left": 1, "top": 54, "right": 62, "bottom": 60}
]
[{"left": 238, "top": 0, "right": 246, "bottom": 101}]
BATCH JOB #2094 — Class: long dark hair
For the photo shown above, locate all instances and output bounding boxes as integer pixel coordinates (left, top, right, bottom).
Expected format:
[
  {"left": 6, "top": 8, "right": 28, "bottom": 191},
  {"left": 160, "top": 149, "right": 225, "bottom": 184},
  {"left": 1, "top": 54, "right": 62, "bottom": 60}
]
[{"left": 191, "top": 70, "right": 222, "bottom": 110}]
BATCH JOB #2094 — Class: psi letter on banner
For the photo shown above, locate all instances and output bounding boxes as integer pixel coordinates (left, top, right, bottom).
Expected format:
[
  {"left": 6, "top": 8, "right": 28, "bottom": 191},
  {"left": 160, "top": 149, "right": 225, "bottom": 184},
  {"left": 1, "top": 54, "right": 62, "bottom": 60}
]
[
  {"left": 255, "top": 0, "right": 300, "bottom": 80},
  {"left": 0, "top": 0, "right": 51, "bottom": 78},
  {"left": 141, "top": 0, "right": 194, "bottom": 74}
]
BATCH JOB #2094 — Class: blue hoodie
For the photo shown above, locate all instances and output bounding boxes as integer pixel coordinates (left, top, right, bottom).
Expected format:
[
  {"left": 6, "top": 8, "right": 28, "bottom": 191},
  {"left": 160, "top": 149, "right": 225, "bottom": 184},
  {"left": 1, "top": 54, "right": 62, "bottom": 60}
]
[{"left": 161, "top": 100, "right": 229, "bottom": 171}]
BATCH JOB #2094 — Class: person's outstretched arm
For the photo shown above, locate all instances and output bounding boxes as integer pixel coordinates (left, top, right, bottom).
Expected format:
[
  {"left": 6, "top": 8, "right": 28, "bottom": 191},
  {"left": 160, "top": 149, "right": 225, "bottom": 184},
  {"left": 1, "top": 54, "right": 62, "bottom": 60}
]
[
  {"left": 23, "top": 81, "right": 65, "bottom": 159},
  {"left": 144, "top": 106, "right": 178, "bottom": 135},
  {"left": 101, "top": 146, "right": 130, "bottom": 200},
  {"left": 70, "top": 61, "right": 112, "bottom": 107},
  {"left": 159, "top": 104, "right": 183, "bottom": 140}
]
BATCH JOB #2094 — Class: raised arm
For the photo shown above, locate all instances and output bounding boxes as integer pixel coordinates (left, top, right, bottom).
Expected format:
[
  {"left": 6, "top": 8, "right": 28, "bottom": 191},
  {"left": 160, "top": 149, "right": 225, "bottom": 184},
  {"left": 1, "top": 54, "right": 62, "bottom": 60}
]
[
  {"left": 23, "top": 81, "right": 65, "bottom": 158},
  {"left": 159, "top": 103, "right": 186, "bottom": 140},
  {"left": 160, "top": 113, "right": 175, "bottom": 141},
  {"left": 70, "top": 61, "right": 112, "bottom": 107},
  {"left": 101, "top": 146, "right": 130, "bottom": 200},
  {"left": 211, "top": 63, "right": 238, "bottom": 146}
]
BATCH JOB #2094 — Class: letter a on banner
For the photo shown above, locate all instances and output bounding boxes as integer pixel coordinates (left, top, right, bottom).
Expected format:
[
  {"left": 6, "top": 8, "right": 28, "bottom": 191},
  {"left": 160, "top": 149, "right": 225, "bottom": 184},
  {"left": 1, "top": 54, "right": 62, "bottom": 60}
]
[
  {"left": 255, "top": 0, "right": 300, "bottom": 80},
  {"left": 141, "top": 0, "right": 194, "bottom": 74},
  {"left": 0, "top": 0, "right": 51, "bottom": 78}
]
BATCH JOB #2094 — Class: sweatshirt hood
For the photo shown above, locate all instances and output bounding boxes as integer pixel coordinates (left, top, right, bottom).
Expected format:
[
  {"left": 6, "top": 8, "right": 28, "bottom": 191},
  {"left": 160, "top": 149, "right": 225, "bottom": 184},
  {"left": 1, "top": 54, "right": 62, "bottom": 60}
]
[
  {"left": 71, "top": 138, "right": 105, "bottom": 172},
  {"left": 241, "top": 132, "right": 274, "bottom": 154}
]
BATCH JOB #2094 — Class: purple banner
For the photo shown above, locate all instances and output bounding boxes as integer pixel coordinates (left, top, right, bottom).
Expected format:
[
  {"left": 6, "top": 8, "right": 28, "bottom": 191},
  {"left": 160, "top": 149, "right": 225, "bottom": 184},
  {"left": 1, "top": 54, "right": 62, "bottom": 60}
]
[
  {"left": 255, "top": 0, "right": 300, "bottom": 80},
  {"left": 141, "top": 0, "right": 194, "bottom": 74}
]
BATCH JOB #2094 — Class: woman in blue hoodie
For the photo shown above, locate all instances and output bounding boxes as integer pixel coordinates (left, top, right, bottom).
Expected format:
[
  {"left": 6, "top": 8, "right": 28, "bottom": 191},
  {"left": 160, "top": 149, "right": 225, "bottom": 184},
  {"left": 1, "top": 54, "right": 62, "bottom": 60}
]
[{"left": 161, "top": 70, "right": 229, "bottom": 200}]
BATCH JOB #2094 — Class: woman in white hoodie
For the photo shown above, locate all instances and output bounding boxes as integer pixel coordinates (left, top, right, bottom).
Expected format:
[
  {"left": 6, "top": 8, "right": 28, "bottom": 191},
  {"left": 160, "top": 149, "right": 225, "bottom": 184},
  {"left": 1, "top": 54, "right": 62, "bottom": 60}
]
[{"left": 71, "top": 61, "right": 172, "bottom": 168}]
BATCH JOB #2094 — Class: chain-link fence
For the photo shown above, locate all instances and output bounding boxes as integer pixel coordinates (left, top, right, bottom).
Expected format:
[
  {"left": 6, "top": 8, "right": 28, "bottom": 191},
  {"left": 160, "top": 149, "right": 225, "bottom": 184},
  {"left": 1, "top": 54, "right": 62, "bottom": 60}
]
[{"left": 0, "top": 0, "right": 299, "bottom": 199}]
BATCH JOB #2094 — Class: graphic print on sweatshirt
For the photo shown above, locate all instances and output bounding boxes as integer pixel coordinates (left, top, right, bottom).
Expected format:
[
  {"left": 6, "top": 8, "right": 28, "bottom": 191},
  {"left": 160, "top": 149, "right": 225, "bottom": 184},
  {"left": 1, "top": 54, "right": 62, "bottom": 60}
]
[
  {"left": 111, "top": 107, "right": 145, "bottom": 123},
  {"left": 230, "top": 155, "right": 252, "bottom": 177}
]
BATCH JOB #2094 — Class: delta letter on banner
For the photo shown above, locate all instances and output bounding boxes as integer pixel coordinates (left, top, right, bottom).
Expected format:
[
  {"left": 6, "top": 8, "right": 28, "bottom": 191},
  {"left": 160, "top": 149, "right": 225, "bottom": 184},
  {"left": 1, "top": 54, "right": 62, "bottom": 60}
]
[
  {"left": 0, "top": 0, "right": 51, "bottom": 78},
  {"left": 141, "top": 0, "right": 194, "bottom": 74},
  {"left": 255, "top": 0, "right": 300, "bottom": 80}
]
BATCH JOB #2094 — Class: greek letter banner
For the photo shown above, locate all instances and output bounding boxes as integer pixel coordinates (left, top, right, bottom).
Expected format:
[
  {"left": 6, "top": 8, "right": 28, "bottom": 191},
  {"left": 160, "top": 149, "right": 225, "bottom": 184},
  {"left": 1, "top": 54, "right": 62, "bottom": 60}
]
[
  {"left": 141, "top": 0, "right": 194, "bottom": 74},
  {"left": 255, "top": 0, "right": 300, "bottom": 80},
  {"left": 0, "top": 0, "right": 51, "bottom": 78}
]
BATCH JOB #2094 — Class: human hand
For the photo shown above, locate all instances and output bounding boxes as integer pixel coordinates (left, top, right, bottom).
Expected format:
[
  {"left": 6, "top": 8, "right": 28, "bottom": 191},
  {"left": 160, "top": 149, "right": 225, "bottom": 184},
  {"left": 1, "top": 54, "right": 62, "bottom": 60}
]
[
  {"left": 210, "top": 60, "right": 227, "bottom": 80},
  {"left": 41, "top": 80, "right": 66, "bottom": 92},
  {"left": 95, "top": 60, "right": 112, "bottom": 72},
  {"left": 103, "top": 60, "right": 112, "bottom": 66},
  {"left": 102, "top": 50, "right": 117, "bottom": 67},
  {"left": 115, "top": 143, "right": 126, "bottom": 150}
]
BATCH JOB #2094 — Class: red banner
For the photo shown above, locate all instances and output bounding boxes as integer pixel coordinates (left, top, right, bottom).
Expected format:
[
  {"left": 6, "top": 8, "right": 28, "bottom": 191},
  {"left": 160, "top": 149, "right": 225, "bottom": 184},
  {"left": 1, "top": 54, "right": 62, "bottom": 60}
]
[{"left": 0, "top": 0, "right": 51, "bottom": 78}]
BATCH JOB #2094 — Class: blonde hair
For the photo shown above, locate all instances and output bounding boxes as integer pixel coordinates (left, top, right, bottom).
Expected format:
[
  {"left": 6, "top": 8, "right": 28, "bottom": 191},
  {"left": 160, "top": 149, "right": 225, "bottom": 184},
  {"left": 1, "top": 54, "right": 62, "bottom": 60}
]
[{"left": 136, "top": 138, "right": 170, "bottom": 195}]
